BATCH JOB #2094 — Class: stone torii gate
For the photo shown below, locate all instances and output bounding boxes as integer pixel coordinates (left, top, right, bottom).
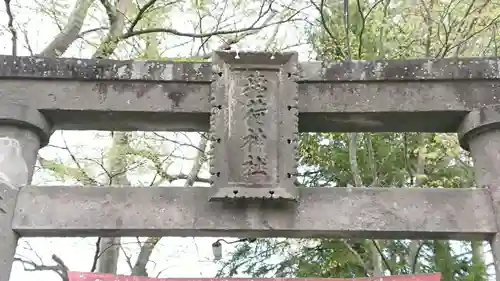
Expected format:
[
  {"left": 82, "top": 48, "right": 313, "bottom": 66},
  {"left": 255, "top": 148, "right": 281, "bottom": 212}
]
[{"left": 0, "top": 51, "right": 500, "bottom": 280}]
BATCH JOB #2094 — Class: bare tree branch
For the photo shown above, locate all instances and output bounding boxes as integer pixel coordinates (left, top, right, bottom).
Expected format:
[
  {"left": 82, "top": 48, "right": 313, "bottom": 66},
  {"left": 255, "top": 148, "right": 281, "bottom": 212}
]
[
  {"left": 90, "top": 237, "right": 101, "bottom": 272},
  {"left": 22, "top": 28, "right": 34, "bottom": 55},
  {"left": 61, "top": 132, "right": 99, "bottom": 185},
  {"left": 121, "top": 16, "right": 302, "bottom": 40},
  {"left": 79, "top": 27, "right": 109, "bottom": 37},
  {"left": 120, "top": 244, "right": 135, "bottom": 271},
  {"left": 127, "top": 0, "right": 180, "bottom": 33},
  {"left": 14, "top": 254, "right": 69, "bottom": 281},
  {"left": 3, "top": 0, "right": 17, "bottom": 56},
  {"left": 51, "top": 254, "right": 69, "bottom": 272}
]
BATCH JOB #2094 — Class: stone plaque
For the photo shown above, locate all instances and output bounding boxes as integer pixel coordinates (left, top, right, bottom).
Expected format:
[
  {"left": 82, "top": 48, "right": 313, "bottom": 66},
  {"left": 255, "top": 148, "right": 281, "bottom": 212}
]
[{"left": 209, "top": 51, "right": 299, "bottom": 201}]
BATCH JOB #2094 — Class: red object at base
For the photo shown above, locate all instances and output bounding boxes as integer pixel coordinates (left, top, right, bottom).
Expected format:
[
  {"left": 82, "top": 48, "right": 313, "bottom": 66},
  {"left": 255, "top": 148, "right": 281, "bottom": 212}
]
[{"left": 68, "top": 272, "right": 441, "bottom": 281}]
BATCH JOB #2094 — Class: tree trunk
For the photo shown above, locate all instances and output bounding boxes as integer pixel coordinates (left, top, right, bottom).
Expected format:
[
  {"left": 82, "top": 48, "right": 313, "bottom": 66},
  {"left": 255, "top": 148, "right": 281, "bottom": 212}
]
[
  {"left": 92, "top": 0, "right": 133, "bottom": 273},
  {"left": 93, "top": 0, "right": 133, "bottom": 58},
  {"left": 408, "top": 133, "right": 426, "bottom": 273},
  {"left": 40, "top": 0, "right": 95, "bottom": 57},
  {"left": 433, "top": 240, "right": 453, "bottom": 281},
  {"left": 97, "top": 237, "right": 121, "bottom": 273},
  {"left": 371, "top": 241, "right": 383, "bottom": 276},
  {"left": 97, "top": 132, "right": 131, "bottom": 273},
  {"left": 348, "top": 133, "right": 384, "bottom": 276},
  {"left": 470, "top": 241, "right": 486, "bottom": 281}
]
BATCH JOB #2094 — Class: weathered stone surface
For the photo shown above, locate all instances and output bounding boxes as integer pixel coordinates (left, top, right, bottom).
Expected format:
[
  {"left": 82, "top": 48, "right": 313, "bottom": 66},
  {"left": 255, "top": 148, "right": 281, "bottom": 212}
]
[
  {"left": 1, "top": 53, "right": 500, "bottom": 133},
  {"left": 0, "top": 102, "right": 53, "bottom": 147},
  {"left": 0, "top": 55, "right": 212, "bottom": 81},
  {"left": 0, "top": 184, "right": 19, "bottom": 281},
  {"left": 2, "top": 77, "right": 499, "bottom": 133},
  {"left": 0, "top": 68, "right": 498, "bottom": 133},
  {"left": 4, "top": 51, "right": 500, "bottom": 278},
  {"left": 209, "top": 51, "right": 299, "bottom": 200},
  {"left": 12, "top": 186, "right": 497, "bottom": 240},
  {"left": 460, "top": 110, "right": 500, "bottom": 281},
  {"left": 2, "top": 54, "right": 499, "bottom": 81},
  {"left": 299, "top": 57, "right": 500, "bottom": 81},
  {"left": 458, "top": 105, "right": 500, "bottom": 150},
  {"left": 0, "top": 104, "right": 48, "bottom": 280},
  {"left": 0, "top": 80, "right": 211, "bottom": 131}
]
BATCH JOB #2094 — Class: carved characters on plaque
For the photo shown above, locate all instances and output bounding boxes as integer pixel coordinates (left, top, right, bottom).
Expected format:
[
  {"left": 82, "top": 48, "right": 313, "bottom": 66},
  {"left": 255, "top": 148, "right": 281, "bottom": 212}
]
[
  {"left": 209, "top": 51, "right": 299, "bottom": 200},
  {"left": 241, "top": 73, "right": 269, "bottom": 182}
]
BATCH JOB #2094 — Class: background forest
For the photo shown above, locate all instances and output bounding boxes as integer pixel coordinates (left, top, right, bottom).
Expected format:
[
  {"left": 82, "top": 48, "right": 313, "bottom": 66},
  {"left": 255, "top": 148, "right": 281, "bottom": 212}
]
[{"left": 1, "top": 0, "right": 500, "bottom": 280}]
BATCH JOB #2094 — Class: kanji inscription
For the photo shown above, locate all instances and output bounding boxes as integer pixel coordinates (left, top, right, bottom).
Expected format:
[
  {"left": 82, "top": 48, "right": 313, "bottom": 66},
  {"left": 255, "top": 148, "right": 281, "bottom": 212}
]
[
  {"left": 209, "top": 51, "right": 299, "bottom": 200},
  {"left": 241, "top": 72, "right": 270, "bottom": 181}
]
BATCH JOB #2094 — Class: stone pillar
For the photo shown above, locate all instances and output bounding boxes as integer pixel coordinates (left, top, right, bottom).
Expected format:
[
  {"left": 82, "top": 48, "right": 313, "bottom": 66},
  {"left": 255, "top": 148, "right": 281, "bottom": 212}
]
[
  {"left": 0, "top": 102, "right": 52, "bottom": 281},
  {"left": 458, "top": 105, "right": 500, "bottom": 281}
]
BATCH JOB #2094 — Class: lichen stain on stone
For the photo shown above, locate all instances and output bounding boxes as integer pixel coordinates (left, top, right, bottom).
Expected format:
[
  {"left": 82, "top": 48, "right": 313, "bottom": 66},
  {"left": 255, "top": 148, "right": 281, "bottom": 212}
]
[
  {"left": 317, "top": 57, "right": 500, "bottom": 81},
  {"left": 493, "top": 104, "right": 500, "bottom": 116},
  {"left": 93, "top": 83, "right": 109, "bottom": 102},
  {"left": 127, "top": 61, "right": 161, "bottom": 80},
  {"left": 1, "top": 54, "right": 498, "bottom": 85},
  {"left": 92, "top": 82, "right": 158, "bottom": 100},
  {"left": 114, "top": 83, "right": 157, "bottom": 98},
  {"left": 451, "top": 82, "right": 471, "bottom": 106},
  {"left": 146, "top": 62, "right": 171, "bottom": 80},
  {"left": 174, "top": 62, "right": 212, "bottom": 81},
  {"left": 373, "top": 62, "right": 387, "bottom": 79},
  {"left": 167, "top": 91, "right": 186, "bottom": 107},
  {"left": 182, "top": 63, "right": 202, "bottom": 81},
  {"left": 115, "top": 63, "right": 133, "bottom": 79},
  {"left": 479, "top": 107, "right": 488, "bottom": 123}
]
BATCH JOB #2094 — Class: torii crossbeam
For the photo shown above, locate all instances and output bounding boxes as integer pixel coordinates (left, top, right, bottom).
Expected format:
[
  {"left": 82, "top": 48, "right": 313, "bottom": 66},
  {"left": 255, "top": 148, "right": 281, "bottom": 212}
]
[{"left": 1, "top": 52, "right": 500, "bottom": 280}]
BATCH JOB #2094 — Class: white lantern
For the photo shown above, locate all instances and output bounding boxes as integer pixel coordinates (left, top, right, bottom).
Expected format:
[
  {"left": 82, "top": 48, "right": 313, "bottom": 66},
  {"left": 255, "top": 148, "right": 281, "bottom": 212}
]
[{"left": 212, "top": 241, "right": 223, "bottom": 261}]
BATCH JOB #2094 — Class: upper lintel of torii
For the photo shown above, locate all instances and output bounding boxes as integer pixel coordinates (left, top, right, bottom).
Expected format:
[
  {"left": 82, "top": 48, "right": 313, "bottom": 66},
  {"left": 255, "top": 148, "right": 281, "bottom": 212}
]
[
  {"left": 0, "top": 51, "right": 499, "bottom": 136},
  {"left": 1, "top": 51, "right": 500, "bottom": 242},
  {"left": 1, "top": 51, "right": 499, "bottom": 82}
]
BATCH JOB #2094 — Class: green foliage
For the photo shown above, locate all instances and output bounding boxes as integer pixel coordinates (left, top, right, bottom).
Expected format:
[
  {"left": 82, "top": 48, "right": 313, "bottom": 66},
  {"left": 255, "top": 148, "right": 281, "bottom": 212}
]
[
  {"left": 218, "top": 0, "right": 497, "bottom": 279},
  {"left": 218, "top": 132, "right": 478, "bottom": 279}
]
